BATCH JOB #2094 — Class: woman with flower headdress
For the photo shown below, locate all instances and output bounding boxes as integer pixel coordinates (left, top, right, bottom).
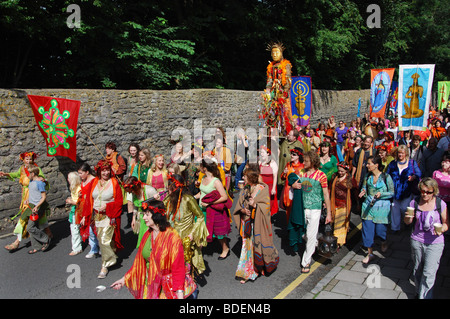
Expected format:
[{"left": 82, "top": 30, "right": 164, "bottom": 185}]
[
  {"left": 259, "top": 145, "right": 279, "bottom": 216},
  {"left": 147, "top": 154, "right": 169, "bottom": 201},
  {"left": 123, "top": 176, "right": 158, "bottom": 248},
  {"left": 330, "top": 162, "right": 357, "bottom": 247},
  {"left": 164, "top": 174, "right": 208, "bottom": 274},
  {"left": 1, "top": 152, "right": 51, "bottom": 252},
  {"left": 382, "top": 131, "right": 396, "bottom": 154},
  {"left": 111, "top": 199, "right": 198, "bottom": 299},
  {"left": 376, "top": 145, "right": 394, "bottom": 173},
  {"left": 80, "top": 159, "right": 123, "bottom": 279}
]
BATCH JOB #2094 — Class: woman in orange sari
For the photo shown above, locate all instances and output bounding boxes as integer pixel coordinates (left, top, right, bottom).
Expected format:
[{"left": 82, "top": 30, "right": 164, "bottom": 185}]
[{"left": 111, "top": 199, "right": 197, "bottom": 299}]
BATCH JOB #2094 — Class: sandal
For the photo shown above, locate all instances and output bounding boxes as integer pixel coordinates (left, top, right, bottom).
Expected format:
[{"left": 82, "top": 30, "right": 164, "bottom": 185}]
[
  {"left": 69, "top": 250, "right": 82, "bottom": 256},
  {"left": 41, "top": 242, "right": 50, "bottom": 252},
  {"left": 97, "top": 268, "right": 108, "bottom": 279},
  {"left": 5, "top": 241, "right": 20, "bottom": 252},
  {"left": 28, "top": 249, "right": 39, "bottom": 254},
  {"left": 301, "top": 265, "right": 311, "bottom": 273}
]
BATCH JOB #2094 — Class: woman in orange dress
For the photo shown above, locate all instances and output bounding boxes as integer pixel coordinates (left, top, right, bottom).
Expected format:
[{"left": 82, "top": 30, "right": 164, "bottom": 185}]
[{"left": 111, "top": 199, "right": 197, "bottom": 299}]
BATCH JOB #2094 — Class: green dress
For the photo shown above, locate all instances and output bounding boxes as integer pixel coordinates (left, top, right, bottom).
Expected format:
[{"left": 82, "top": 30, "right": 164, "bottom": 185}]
[
  {"left": 287, "top": 172, "right": 305, "bottom": 251},
  {"left": 320, "top": 155, "right": 338, "bottom": 183},
  {"left": 132, "top": 185, "right": 157, "bottom": 248},
  {"left": 199, "top": 177, "right": 218, "bottom": 220},
  {"left": 132, "top": 163, "right": 151, "bottom": 183}
]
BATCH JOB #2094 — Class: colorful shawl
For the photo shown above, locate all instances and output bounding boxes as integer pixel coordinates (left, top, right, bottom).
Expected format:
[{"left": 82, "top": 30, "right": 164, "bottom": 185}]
[
  {"left": 124, "top": 228, "right": 185, "bottom": 299},
  {"left": 202, "top": 190, "right": 232, "bottom": 242},
  {"left": 233, "top": 183, "right": 279, "bottom": 274},
  {"left": 80, "top": 177, "right": 123, "bottom": 250}
]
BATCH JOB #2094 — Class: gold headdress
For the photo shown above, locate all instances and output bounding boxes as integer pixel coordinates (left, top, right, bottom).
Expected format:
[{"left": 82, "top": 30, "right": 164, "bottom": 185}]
[{"left": 266, "top": 41, "right": 285, "bottom": 52}]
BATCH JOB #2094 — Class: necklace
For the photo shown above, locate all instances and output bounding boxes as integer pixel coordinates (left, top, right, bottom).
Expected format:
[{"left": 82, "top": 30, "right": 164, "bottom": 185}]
[{"left": 398, "top": 160, "right": 408, "bottom": 165}]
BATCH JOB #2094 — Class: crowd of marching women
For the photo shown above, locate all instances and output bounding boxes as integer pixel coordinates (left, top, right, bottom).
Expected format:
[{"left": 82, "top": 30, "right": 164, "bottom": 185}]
[{"left": 1, "top": 106, "right": 450, "bottom": 299}]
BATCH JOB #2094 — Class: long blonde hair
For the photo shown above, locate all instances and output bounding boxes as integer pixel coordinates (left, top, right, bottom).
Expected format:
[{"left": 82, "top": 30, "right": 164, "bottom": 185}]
[
  {"left": 68, "top": 171, "right": 81, "bottom": 193},
  {"left": 151, "top": 154, "right": 166, "bottom": 172}
]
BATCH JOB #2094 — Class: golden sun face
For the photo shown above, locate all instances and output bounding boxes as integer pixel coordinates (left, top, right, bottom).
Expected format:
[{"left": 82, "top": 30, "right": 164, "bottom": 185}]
[{"left": 271, "top": 48, "right": 283, "bottom": 62}]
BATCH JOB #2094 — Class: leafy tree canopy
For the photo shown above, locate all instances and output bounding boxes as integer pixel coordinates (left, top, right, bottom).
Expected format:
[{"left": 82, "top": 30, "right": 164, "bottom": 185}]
[{"left": 0, "top": 0, "right": 448, "bottom": 90}]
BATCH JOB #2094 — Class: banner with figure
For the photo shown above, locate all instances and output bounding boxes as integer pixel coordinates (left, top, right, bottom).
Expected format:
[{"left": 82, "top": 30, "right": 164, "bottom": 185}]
[
  {"left": 438, "top": 81, "right": 450, "bottom": 110},
  {"left": 389, "top": 81, "right": 398, "bottom": 114},
  {"left": 370, "top": 68, "right": 395, "bottom": 118},
  {"left": 290, "top": 76, "right": 312, "bottom": 126},
  {"left": 398, "top": 64, "right": 435, "bottom": 131},
  {"left": 28, "top": 95, "right": 81, "bottom": 162}
]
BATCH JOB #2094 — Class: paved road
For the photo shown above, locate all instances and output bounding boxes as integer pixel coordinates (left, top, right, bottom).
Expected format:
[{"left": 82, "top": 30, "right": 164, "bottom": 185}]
[{"left": 0, "top": 194, "right": 362, "bottom": 299}]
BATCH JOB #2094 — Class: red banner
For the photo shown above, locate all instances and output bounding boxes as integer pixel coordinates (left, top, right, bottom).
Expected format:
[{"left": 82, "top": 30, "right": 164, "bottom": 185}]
[{"left": 28, "top": 95, "right": 80, "bottom": 162}]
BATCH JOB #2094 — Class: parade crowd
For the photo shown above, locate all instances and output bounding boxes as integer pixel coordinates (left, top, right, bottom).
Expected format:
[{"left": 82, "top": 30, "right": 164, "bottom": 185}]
[{"left": 1, "top": 106, "right": 450, "bottom": 300}]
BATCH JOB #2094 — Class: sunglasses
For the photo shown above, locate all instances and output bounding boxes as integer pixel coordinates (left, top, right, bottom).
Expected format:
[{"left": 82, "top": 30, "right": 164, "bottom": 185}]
[
  {"left": 420, "top": 190, "right": 434, "bottom": 195},
  {"left": 290, "top": 153, "right": 299, "bottom": 156}
]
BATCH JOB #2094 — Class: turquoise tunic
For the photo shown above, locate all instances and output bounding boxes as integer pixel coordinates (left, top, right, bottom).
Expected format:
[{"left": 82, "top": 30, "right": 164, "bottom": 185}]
[{"left": 361, "top": 174, "right": 394, "bottom": 224}]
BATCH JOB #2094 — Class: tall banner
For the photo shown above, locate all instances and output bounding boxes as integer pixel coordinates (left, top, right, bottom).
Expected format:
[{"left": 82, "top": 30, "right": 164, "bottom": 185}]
[
  {"left": 290, "top": 76, "right": 312, "bottom": 126},
  {"left": 398, "top": 64, "right": 435, "bottom": 131},
  {"left": 357, "top": 98, "right": 361, "bottom": 118},
  {"left": 438, "top": 81, "right": 450, "bottom": 110},
  {"left": 28, "top": 95, "right": 80, "bottom": 162},
  {"left": 370, "top": 68, "right": 395, "bottom": 118},
  {"left": 389, "top": 81, "right": 399, "bottom": 114}
]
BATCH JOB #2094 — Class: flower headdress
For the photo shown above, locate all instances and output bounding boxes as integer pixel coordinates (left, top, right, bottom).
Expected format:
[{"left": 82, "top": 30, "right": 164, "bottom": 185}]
[
  {"left": 19, "top": 152, "right": 38, "bottom": 162},
  {"left": 290, "top": 147, "right": 303, "bottom": 157},
  {"left": 123, "top": 179, "right": 144, "bottom": 190},
  {"left": 337, "top": 161, "right": 350, "bottom": 171},
  {"left": 141, "top": 201, "right": 166, "bottom": 216},
  {"left": 168, "top": 173, "right": 185, "bottom": 190},
  {"left": 260, "top": 145, "right": 271, "bottom": 156},
  {"left": 376, "top": 145, "right": 388, "bottom": 152},
  {"left": 94, "top": 159, "right": 114, "bottom": 178},
  {"left": 266, "top": 41, "right": 285, "bottom": 53}
]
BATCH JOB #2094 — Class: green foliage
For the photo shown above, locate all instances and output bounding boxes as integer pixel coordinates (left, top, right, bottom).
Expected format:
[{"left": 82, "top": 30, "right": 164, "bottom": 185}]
[{"left": 0, "top": 0, "right": 448, "bottom": 90}]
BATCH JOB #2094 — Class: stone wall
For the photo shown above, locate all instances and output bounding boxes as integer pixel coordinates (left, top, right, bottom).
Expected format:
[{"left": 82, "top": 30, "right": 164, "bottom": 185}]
[{"left": 0, "top": 88, "right": 370, "bottom": 231}]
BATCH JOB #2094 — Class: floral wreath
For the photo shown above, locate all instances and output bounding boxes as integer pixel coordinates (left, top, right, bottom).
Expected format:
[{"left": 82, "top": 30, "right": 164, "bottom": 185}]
[
  {"left": 337, "top": 162, "right": 350, "bottom": 171},
  {"left": 260, "top": 145, "right": 271, "bottom": 156},
  {"left": 19, "top": 152, "right": 38, "bottom": 162},
  {"left": 94, "top": 160, "right": 114, "bottom": 177},
  {"left": 123, "top": 179, "right": 144, "bottom": 190},
  {"left": 141, "top": 202, "right": 166, "bottom": 216}
]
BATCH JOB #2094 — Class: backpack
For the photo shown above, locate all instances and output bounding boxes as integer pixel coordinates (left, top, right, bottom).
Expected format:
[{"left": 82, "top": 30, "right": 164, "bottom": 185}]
[
  {"left": 412, "top": 196, "right": 443, "bottom": 230},
  {"left": 364, "top": 172, "right": 394, "bottom": 203}
]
